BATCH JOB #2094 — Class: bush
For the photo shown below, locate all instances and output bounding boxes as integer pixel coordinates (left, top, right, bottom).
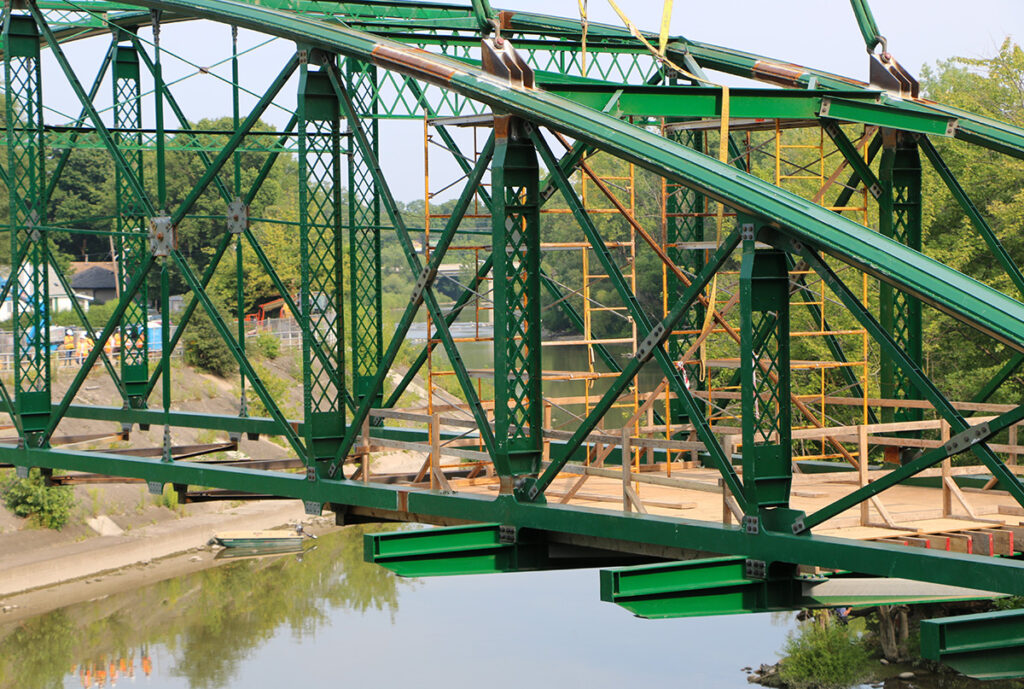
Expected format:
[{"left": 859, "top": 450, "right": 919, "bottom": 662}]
[
  {"left": 779, "top": 617, "right": 871, "bottom": 689},
  {"left": 184, "top": 310, "right": 238, "bottom": 378},
  {"left": 1, "top": 469, "right": 76, "bottom": 530},
  {"left": 245, "top": 362, "right": 289, "bottom": 418},
  {"left": 254, "top": 333, "right": 280, "bottom": 360},
  {"left": 993, "top": 595, "right": 1024, "bottom": 610}
]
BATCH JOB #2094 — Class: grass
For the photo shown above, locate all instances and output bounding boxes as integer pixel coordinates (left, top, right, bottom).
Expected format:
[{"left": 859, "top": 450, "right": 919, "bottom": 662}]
[
  {"left": 196, "top": 429, "right": 220, "bottom": 445},
  {"left": 86, "top": 487, "right": 103, "bottom": 518},
  {"left": 778, "top": 615, "right": 872, "bottom": 689},
  {"left": 152, "top": 484, "right": 179, "bottom": 511}
]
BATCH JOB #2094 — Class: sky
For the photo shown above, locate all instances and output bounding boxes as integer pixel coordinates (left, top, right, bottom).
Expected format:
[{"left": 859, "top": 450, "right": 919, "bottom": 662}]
[{"left": 39, "top": 1, "right": 1024, "bottom": 201}]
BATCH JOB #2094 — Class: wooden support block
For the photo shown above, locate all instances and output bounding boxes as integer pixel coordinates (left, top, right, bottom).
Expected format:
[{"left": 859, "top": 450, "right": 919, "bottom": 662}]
[
  {"left": 977, "top": 528, "right": 1014, "bottom": 556},
  {"left": 901, "top": 536, "right": 931, "bottom": 549},
  {"left": 939, "top": 533, "right": 973, "bottom": 554},
  {"left": 996, "top": 525, "right": 1024, "bottom": 551},
  {"left": 926, "top": 536, "right": 951, "bottom": 551},
  {"left": 998, "top": 504, "right": 1024, "bottom": 516},
  {"left": 962, "top": 530, "right": 995, "bottom": 557}
]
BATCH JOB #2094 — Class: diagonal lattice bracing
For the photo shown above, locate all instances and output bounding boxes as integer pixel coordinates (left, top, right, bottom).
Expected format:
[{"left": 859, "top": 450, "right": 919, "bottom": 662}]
[
  {"left": 493, "top": 119, "right": 542, "bottom": 476},
  {"left": 347, "top": 60, "right": 383, "bottom": 409},
  {"left": 113, "top": 41, "right": 149, "bottom": 403},
  {"left": 740, "top": 244, "right": 792, "bottom": 512},
  {"left": 879, "top": 135, "right": 923, "bottom": 426},
  {"left": 299, "top": 61, "right": 345, "bottom": 465},
  {"left": 5, "top": 15, "right": 51, "bottom": 439}
]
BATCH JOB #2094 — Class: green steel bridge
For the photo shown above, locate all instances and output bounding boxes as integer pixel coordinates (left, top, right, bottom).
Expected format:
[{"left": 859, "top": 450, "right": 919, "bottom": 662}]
[{"left": 3, "top": 0, "right": 1024, "bottom": 675}]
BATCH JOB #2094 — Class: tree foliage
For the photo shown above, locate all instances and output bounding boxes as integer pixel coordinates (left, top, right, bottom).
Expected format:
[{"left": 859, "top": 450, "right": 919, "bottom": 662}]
[
  {"left": 918, "top": 39, "right": 1024, "bottom": 402},
  {"left": 1, "top": 468, "right": 76, "bottom": 530},
  {"left": 779, "top": 618, "right": 871, "bottom": 689},
  {"left": 183, "top": 302, "right": 238, "bottom": 378}
]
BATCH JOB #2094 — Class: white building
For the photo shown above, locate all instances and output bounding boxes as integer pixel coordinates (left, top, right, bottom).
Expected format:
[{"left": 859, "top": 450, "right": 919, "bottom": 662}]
[{"left": 0, "top": 267, "right": 94, "bottom": 321}]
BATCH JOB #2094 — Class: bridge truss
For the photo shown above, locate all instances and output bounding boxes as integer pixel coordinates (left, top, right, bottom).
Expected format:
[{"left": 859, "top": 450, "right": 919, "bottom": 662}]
[{"left": 4, "top": 0, "right": 1024, "bottom": 648}]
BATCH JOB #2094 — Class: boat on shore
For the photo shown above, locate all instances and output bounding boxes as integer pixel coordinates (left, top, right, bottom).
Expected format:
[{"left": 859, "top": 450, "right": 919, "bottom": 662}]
[{"left": 213, "top": 530, "right": 303, "bottom": 549}]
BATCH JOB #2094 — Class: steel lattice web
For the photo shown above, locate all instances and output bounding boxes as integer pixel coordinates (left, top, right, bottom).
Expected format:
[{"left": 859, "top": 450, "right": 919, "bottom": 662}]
[
  {"left": 890, "top": 183, "right": 917, "bottom": 401},
  {"left": 348, "top": 62, "right": 382, "bottom": 381},
  {"left": 503, "top": 185, "right": 534, "bottom": 443},
  {"left": 665, "top": 129, "right": 706, "bottom": 365},
  {"left": 114, "top": 74, "right": 149, "bottom": 369},
  {"left": 302, "top": 119, "right": 342, "bottom": 415},
  {"left": 8, "top": 55, "right": 48, "bottom": 394},
  {"left": 752, "top": 312, "right": 784, "bottom": 444}
]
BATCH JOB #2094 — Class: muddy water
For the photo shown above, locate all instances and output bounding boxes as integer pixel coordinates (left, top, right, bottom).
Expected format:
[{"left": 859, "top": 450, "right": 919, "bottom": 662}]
[
  {"left": 0, "top": 525, "right": 798, "bottom": 689},
  {"left": 1, "top": 526, "right": 1018, "bottom": 689}
]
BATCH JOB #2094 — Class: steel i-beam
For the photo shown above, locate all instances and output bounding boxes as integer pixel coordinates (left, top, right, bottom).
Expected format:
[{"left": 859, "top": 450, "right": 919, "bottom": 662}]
[
  {"left": 347, "top": 58, "right": 384, "bottom": 415},
  {"left": 298, "top": 55, "right": 346, "bottom": 465},
  {"left": 879, "top": 130, "right": 923, "bottom": 428},
  {"left": 5, "top": 11, "right": 50, "bottom": 442},
  {"left": 112, "top": 35, "right": 150, "bottom": 406},
  {"left": 492, "top": 116, "right": 543, "bottom": 480},
  {"left": 739, "top": 237, "right": 795, "bottom": 523}
]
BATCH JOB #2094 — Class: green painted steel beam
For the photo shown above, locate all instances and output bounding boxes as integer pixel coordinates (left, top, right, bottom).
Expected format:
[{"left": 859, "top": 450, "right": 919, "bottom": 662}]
[
  {"left": 849, "top": 0, "right": 884, "bottom": 52},
  {"left": 383, "top": 256, "right": 494, "bottom": 409},
  {"left": 23, "top": 1, "right": 1024, "bottom": 159},
  {"left": 542, "top": 86, "right": 956, "bottom": 137},
  {"left": 297, "top": 61, "right": 346, "bottom": 465},
  {"left": 172, "top": 249, "right": 310, "bottom": 461},
  {"left": 59, "top": 404, "right": 290, "bottom": 435},
  {"left": 602, "top": 559, "right": 995, "bottom": 619},
  {"left": 103, "top": 0, "right": 1024, "bottom": 353},
  {"left": 821, "top": 119, "right": 882, "bottom": 198},
  {"left": 921, "top": 609, "right": 1024, "bottom": 680},
  {"left": 366, "top": 524, "right": 553, "bottom": 577},
  {"left": 15, "top": 443, "right": 1024, "bottom": 598},
  {"left": 878, "top": 134, "right": 923, "bottom": 425},
  {"left": 600, "top": 557, "right": 800, "bottom": 619},
  {"left": 324, "top": 58, "right": 498, "bottom": 475}
]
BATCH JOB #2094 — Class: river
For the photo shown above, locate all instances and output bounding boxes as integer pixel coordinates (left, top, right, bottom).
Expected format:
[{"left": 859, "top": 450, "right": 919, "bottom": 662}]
[{"left": 0, "top": 526, "right": 798, "bottom": 689}]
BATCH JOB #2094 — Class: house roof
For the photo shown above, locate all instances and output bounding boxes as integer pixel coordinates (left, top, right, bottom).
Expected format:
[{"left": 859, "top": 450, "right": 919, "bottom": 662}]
[
  {"left": 69, "top": 261, "right": 116, "bottom": 275},
  {"left": 71, "top": 265, "right": 117, "bottom": 290}
]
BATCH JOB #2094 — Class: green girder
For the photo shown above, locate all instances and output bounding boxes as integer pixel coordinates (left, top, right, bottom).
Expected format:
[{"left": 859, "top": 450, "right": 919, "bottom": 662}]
[{"left": 6, "top": 2, "right": 1024, "bottom": 646}]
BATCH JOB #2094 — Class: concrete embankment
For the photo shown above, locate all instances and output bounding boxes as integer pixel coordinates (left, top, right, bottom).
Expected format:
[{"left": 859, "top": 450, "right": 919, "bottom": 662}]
[{"left": 0, "top": 500, "right": 308, "bottom": 598}]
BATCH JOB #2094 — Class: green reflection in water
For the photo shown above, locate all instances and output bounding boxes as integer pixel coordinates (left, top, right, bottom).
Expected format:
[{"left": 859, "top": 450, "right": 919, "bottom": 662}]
[{"left": 0, "top": 524, "right": 408, "bottom": 689}]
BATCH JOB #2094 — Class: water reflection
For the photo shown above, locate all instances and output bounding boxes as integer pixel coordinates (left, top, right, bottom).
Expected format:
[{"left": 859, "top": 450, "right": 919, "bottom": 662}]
[
  {"left": 0, "top": 525, "right": 407, "bottom": 689},
  {"left": 0, "top": 524, "right": 797, "bottom": 689}
]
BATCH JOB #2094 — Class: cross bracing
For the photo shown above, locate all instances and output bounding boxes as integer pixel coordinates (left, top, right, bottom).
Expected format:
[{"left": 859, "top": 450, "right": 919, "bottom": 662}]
[{"left": 3, "top": 0, "right": 1024, "bottom": 649}]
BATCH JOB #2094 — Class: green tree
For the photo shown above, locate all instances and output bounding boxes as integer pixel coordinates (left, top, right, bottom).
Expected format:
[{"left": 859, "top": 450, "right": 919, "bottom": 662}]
[
  {"left": 183, "top": 299, "right": 238, "bottom": 378},
  {"left": 918, "top": 39, "right": 1024, "bottom": 402},
  {"left": 1, "top": 468, "right": 76, "bottom": 530}
]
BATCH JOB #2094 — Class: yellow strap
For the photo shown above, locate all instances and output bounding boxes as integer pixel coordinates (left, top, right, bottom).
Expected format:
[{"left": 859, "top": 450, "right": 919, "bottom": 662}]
[
  {"left": 605, "top": 0, "right": 709, "bottom": 85},
  {"left": 658, "top": 0, "right": 674, "bottom": 57},
  {"left": 578, "top": 0, "right": 588, "bottom": 77},
  {"left": 603, "top": 0, "right": 731, "bottom": 381},
  {"left": 698, "top": 86, "right": 730, "bottom": 380}
]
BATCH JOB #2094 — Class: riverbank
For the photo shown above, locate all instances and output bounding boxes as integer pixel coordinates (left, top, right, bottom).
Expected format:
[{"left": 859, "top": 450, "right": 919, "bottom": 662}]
[{"left": 0, "top": 498, "right": 339, "bottom": 625}]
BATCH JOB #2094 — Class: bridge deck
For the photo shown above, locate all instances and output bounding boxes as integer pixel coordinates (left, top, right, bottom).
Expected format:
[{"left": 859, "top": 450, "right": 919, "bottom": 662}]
[{"left": 425, "top": 464, "right": 1024, "bottom": 554}]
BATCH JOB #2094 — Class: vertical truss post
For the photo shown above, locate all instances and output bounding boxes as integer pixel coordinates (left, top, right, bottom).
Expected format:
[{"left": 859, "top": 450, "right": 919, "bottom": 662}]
[
  {"left": 298, "top": 54, "right": 346, "bottom": 469},
  {"left": 232, "top": 25, "right": 247, "bottom": 422},
  {"left": 739, "top": 234, "right": 793, "bottom": 518},
  {"left": 664, "top": 127, "right": 705, "bottom": 423},
  {"left": 879, "top": 131, "right": 923, "bottom": 426},
  {"left": 112, "top": 35, "right": 149, "bottom": 407},
  {"left": 4, "top": 12, "right": 50, "bottom": 443},
  {"left": 492, "top": 116, "right": 542, "bottom": 479},
  {"left": 346, "top": 59, "right": 383, "bottom": 414}
]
